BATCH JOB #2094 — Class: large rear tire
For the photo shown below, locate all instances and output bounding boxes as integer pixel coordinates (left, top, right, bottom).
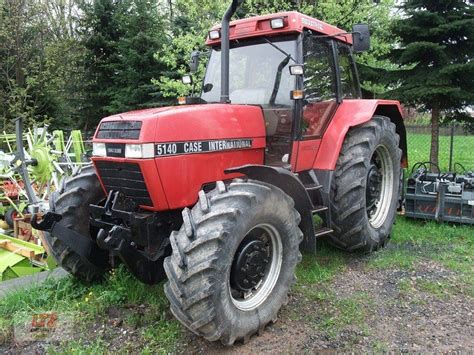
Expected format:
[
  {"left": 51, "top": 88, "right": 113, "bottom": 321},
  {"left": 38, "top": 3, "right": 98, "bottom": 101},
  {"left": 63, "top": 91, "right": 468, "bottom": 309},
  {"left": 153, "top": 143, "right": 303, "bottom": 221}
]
[
  {"left": 164, "top": 179, "right": 303, "bottom": 345},
  {"left": 42, "top": 165, "right": 107, "bottom": 282},
  {"left": 328, "top": 115, "right": 401, "bottom": 252}
]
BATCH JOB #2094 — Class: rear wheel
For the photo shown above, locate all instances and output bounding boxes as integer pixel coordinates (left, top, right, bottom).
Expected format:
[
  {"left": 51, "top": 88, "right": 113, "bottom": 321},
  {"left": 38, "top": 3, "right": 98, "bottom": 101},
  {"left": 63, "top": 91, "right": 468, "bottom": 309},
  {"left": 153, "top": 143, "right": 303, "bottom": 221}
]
[
  {"left": 164, "top": 179, "right": 303, "bottom": 345},
  {"left": 41, "top": 165, "right": 108, "bottom": 282},
  {"left": 328, "top": 115, "right": 401, "bottom": 252}
]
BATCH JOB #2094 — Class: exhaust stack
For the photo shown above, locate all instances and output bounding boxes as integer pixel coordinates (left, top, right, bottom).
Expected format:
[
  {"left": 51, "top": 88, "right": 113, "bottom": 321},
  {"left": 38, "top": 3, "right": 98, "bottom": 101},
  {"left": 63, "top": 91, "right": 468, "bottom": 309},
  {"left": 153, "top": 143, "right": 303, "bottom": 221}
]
[{"left": 220, "top": 0, "right": 243, "bottom": 103}]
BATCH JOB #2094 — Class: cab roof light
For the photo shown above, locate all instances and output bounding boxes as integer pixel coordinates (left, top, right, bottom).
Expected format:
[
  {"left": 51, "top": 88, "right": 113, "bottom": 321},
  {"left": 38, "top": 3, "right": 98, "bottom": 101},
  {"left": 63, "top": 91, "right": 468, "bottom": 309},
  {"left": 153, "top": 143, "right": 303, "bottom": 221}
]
[
  {"left": 271, "top": 18, "right": 285, "bottom": 29},
  {"left": 208, "top": 30, "right": 221, "bottom": 40}
]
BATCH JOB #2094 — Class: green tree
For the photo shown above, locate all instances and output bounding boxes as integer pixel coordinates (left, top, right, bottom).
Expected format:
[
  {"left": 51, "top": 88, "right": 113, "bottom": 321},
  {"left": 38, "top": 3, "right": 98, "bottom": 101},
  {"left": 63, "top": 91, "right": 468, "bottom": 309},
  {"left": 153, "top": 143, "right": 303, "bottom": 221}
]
[
  {"left": 0, "top": 0, "right": 55, "bottom": 130},
  {"left": 387, "top": 0, "right": 474, "bottom": 167},
  {"left": 154, "top": 0, "right": 397, "bottom": 99},
  {"left": 0, "top": 0, "right": 86, "bottom": 131},
  {"left": 39, "top": 0, "right": 89, "bottom": 130},
  {"left": 152, "top": 0, "right": 227, "bottom": 99},
  {"left": 107, "top": 0, "right": 168, "bottom": 112},
  {"left": 80, "top": 0, "right": 124, "bottom": 129},
  {"left": 81, "top": 0, "right": 167, "bottom": 129},
  {"left": 308, "top": 0, "right": 398, "bottom": 97}
]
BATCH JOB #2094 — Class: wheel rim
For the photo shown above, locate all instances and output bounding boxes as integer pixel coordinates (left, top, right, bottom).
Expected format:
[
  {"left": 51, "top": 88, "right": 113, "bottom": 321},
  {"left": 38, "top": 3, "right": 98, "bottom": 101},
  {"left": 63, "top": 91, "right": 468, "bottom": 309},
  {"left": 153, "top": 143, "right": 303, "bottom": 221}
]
[
  {"left": 229, "top": 223, "right": 283, "bottom": 311},
  {"left": 366, "top": 145, "right": 394, "bottom": 229}
]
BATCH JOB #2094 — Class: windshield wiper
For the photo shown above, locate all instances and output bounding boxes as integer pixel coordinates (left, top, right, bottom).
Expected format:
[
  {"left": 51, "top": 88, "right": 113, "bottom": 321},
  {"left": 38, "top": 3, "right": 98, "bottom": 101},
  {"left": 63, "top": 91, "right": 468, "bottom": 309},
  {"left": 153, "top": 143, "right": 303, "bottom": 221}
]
[
  {"left": 263, "top": 37, "right": 297, "bottom": 63},
  {"left": 269, "top": 54, "right": 291, "bottom": 106}
]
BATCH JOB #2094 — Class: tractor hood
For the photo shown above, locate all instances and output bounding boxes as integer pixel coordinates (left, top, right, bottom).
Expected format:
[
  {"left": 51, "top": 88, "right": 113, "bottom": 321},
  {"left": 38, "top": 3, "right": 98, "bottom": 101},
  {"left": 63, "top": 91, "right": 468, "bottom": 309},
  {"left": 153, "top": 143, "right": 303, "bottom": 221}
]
[
  {"left": 93, "top": 104, "right": 266, "bottom": 145},
  {"left": 92, "top": 104, "right": 267, "bottom": 211}
]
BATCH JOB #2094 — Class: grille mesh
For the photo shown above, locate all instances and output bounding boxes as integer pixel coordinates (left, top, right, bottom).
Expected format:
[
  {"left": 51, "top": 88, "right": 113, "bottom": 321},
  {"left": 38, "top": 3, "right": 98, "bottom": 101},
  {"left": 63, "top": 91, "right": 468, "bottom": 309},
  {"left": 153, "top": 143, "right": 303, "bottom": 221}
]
[
  {"left": 96, "top": 121, "right": 142, "bottom": 140},
  {"left": 95, "top": 161, "right": 152, "bottom": 207}
]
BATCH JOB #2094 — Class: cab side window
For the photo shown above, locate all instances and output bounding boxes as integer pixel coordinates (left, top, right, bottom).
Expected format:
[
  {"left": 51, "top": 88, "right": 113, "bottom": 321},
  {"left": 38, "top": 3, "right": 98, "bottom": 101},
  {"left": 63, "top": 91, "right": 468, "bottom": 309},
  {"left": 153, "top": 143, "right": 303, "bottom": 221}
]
[
  {"left": 301, "top": 35, "right": 337, "bottom": 137},
  {"left": 303, "top": 36, "right": 337, "bottom": 103},
  {"left": 337, "top": 43, "right": 359, "bottom": 99}
]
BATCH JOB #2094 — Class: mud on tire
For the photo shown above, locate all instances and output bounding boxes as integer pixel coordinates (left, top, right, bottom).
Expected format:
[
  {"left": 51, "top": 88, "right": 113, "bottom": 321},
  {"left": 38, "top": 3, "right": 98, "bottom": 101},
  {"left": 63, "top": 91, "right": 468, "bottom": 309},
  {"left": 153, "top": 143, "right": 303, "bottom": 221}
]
[
  {"left": 41, "top": 165, "right": 107, "bottom": 282},
  {"left": 164, "top": 179, "right": 303, "bottom": 345},
  {"left": 328, "top": 115, "right": 402, "bottom": 252}
]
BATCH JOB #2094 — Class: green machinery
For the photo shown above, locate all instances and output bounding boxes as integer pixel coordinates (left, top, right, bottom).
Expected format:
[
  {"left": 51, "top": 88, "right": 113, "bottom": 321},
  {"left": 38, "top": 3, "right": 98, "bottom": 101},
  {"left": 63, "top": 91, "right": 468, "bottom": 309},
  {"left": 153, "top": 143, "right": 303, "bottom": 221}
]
[
  {"left": 0, "top": 121, "right": 90, "bottom": 281},
  {"left": 0, "top": 235, "right": 50, "bottom": 281}
]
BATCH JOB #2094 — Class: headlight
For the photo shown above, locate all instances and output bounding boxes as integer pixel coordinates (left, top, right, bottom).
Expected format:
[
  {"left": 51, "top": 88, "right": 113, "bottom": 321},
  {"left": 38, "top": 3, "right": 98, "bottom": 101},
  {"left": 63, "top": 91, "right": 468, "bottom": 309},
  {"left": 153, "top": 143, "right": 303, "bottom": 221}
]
[
  {"left": 125, "top": 143, "right": 155, "bottom": 158},
  {"left": 92, "top": 143, "right": 106, "bottom": 157}
]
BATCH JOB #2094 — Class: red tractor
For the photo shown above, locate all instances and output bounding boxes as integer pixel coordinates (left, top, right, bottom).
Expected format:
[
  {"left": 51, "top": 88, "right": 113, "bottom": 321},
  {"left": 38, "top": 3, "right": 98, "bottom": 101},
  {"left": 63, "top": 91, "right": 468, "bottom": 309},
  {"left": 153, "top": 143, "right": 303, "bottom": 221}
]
[{"left": 33, "top": 0, "right": 407, "bottom": 345}]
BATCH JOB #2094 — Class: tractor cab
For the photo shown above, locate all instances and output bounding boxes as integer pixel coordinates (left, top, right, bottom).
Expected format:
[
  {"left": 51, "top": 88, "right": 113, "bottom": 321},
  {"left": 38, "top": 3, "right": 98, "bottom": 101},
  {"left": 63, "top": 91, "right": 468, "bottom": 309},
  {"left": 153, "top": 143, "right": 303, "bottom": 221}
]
[{"left": 187, "top": 11, "right": 369, "bottom": 167}]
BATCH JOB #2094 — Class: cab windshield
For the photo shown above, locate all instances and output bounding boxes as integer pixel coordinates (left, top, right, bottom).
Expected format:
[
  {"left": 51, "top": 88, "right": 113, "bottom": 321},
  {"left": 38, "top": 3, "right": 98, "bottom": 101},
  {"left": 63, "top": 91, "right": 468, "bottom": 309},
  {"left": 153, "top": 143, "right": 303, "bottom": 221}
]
[{"left": 201, "top": 36, "right": 297, "bottom": 107}]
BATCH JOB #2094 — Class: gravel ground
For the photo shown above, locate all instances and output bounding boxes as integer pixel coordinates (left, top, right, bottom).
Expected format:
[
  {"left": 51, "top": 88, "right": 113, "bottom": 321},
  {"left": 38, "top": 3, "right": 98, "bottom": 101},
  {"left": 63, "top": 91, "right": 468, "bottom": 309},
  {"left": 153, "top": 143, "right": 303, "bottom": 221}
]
[
  {"left": 182, "top": 258, "right": 474, "bottom": 353},
  {"left": 2, "top": 244, "right": 472, "bottom": 353}
]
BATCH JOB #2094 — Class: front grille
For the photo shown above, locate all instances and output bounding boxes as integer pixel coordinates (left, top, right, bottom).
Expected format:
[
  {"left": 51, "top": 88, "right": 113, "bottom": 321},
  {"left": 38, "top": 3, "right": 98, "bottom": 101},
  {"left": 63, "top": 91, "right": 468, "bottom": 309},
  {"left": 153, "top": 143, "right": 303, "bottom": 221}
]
[
  {"left": 95, "top": 161, "right": 152, "bottom": 206},
  {"left": 96, "top": 121, "right": 142, "bottom": 140}
]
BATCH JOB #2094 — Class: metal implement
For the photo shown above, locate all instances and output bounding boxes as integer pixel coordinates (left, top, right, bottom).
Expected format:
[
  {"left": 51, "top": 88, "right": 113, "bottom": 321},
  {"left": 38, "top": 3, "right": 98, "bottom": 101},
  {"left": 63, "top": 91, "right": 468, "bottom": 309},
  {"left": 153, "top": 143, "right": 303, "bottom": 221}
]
[
  {"left": 405, "top": 163, "right": 474, "bottom": 224},
  {"left": 32, "top": 190, "right": 174, "bottom": 284},
  {"left": 31, "top": 213, "right": 109, "bottom": 269}
]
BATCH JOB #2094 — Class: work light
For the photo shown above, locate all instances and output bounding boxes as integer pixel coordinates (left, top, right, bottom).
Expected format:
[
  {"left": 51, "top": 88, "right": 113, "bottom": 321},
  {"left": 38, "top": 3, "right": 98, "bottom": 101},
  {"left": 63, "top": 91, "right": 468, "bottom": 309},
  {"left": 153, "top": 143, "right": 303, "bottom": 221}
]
[
  {"left": 182, "top": 75, "right": 193, "bottom": 85},
  {"left": 271, "top": 18, "right": 285, "bottom": 29},
  {"left": 208, "top": 30, "right": 221, "bottom": 40},
  {"left": 289, "top": 65, "right": 304, "bottom": 75}
]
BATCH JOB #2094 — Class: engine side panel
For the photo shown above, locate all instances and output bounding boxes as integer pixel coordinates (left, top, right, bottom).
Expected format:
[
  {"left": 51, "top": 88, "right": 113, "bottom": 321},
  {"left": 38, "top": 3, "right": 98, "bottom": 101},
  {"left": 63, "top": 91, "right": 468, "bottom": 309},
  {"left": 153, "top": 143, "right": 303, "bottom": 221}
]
[{"left": 157, "top": 149, "right": 264, "bottom": 209}]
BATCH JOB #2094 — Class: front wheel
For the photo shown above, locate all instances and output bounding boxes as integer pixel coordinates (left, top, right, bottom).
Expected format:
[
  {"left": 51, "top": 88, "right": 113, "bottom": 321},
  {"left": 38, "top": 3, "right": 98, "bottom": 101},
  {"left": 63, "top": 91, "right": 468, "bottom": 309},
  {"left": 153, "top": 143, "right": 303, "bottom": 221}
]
[
  {"left": 328, "top": 115, "right": 402, "bottom": 252},
  {"left": 164, "top": 179, "right": 303, "bottom": 345},
  {"left": 41, "top": 165, "right": 108, "bottom": 281}
]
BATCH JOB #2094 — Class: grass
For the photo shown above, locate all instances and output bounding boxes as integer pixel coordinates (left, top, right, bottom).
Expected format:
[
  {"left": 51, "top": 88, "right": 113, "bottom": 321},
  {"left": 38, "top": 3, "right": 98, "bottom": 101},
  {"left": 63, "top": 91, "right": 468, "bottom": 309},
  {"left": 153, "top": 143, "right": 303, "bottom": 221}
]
[
  {"left": 318, "top": 292, "right": 370, "bottom": 339},
  {"left": 368, "top": 218, "right": 473, "bottom": 275},
  {"left": 407, "top": 133, "right": 474, "bottom": 171},
  {"left": 0, "top": 216, "right": 472, "bottom": 352},
  {"left": 0, "top": 267, "right": 182, "bottom": 353},
  {"left": 294, "top": 216, "right": 473, "bottom": 340}
]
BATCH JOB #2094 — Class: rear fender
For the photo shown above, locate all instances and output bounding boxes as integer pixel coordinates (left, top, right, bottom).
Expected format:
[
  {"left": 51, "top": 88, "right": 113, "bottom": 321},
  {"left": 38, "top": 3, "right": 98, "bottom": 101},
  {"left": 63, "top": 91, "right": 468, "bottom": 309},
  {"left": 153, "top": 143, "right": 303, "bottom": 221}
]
[
  {"left": 225, "top": 164, "right": 316, "bottom": 253},
  {"left": 314, "top": 100, "right": 407, "bottom": 170}
]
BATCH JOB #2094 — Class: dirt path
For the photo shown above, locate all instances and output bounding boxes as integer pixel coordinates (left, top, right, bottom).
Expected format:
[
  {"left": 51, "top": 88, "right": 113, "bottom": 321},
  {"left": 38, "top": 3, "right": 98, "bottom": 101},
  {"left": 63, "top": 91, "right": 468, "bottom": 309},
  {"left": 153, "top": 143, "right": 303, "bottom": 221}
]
[
  {"left": 2, "top": 241, "right": 472, "bottom": 353},
  {"left": 182, "top": 258, "right": 474, "bottom": 353}
]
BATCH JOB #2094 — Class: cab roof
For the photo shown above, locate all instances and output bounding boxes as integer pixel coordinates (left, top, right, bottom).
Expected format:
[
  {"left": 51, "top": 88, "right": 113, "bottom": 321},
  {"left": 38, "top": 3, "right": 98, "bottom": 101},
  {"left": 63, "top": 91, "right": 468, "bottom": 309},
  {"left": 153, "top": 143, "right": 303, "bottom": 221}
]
[{"left": 206, "top": 11, "right": 352, "bottom": 46}]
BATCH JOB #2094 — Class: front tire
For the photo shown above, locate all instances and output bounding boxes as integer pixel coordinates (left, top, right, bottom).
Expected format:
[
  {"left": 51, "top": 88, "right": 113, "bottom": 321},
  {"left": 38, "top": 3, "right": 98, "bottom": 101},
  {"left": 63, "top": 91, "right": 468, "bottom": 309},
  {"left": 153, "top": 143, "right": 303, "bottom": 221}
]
[
  {"left": 164, "top": 179, "right": 303, "bottom": 345},
  {"left": 42, "top": 165, "right": 107, "bottom": 282},
  {"left": 328, "top": 115, "right": 401, "bottom": 252}
]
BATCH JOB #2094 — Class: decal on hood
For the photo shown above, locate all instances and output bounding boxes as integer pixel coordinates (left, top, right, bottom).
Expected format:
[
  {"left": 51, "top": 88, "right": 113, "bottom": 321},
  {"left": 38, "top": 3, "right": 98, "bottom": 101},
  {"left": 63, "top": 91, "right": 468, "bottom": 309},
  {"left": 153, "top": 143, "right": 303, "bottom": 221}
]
[{"left": 156, "top": 139, "right": 253, "bottom": 156}]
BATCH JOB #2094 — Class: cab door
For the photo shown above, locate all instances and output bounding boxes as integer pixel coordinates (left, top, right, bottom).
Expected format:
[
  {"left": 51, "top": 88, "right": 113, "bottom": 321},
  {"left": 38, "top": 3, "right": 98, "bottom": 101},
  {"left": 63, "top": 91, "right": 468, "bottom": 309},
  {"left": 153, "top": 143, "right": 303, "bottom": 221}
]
[{"left": 293, "top": 33, "right": 338, "bottom": 171}]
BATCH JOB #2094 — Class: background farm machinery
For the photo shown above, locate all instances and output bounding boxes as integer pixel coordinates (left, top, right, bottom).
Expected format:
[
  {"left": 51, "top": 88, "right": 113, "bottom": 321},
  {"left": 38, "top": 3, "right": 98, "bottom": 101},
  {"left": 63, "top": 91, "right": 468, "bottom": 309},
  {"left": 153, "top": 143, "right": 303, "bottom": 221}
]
[
  {"left": 405, "top": 162, "right": 474, "bottom": 225},
  {"left": 0, "top": 119, "right": 91, "bottom": 281}
]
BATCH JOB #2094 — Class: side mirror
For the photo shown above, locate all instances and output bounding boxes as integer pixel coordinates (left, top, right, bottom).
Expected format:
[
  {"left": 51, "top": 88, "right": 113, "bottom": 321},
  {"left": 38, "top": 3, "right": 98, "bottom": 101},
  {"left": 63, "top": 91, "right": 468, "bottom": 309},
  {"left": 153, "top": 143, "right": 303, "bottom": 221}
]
[
  {"left": 352, "top": 24, "right": 370, "bottom": 53},
  {"left": 189, "top": 51, "right": 200, "bottom": 73},
  {"left": 203, "top": 83, "right": 213, "bottom": 93}
]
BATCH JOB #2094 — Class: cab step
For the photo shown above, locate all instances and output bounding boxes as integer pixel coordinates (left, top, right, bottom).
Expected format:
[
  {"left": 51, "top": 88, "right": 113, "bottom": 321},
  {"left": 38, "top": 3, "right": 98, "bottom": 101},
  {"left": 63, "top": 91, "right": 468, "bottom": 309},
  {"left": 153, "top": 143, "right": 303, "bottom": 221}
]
[
  {"left": 315, "top": 227, "right": 333, "bottom": 238},
  {"left": 311, "top": 206, "right": 328, "bottom": 214},
  {"left": 304, "top": 184, "right": 323, "bottom": 191}
]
